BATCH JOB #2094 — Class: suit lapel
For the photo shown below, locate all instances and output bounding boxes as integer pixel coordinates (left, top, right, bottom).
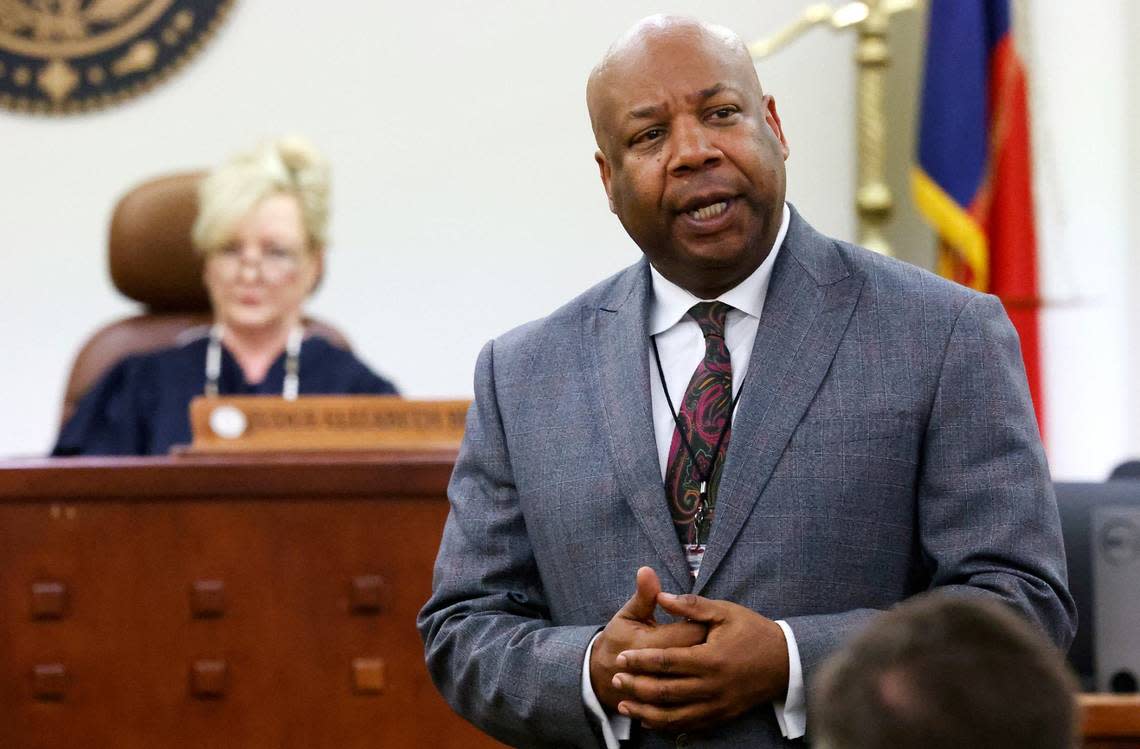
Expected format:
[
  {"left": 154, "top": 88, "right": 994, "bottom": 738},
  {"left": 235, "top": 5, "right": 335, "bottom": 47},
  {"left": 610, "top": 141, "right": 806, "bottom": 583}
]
[
  {"left": 589, "top": 260, "right": 692, "bottom": 591},
  {"left": 693, "top": 209, "right": 866, "bottom": 595}
]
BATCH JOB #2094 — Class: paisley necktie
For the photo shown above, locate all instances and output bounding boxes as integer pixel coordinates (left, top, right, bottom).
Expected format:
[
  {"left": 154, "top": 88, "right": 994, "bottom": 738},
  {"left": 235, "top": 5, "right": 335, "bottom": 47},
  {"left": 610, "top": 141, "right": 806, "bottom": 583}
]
[{"left": 663, "top": 301, "right": 733, "bottom": 578}]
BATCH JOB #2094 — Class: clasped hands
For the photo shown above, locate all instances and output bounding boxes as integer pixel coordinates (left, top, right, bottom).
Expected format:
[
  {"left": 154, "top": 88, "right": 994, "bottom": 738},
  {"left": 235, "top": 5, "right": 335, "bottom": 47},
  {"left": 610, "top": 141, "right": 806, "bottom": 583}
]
[{"left": 589, "top": 566, "right": 789, "bottom": 733}]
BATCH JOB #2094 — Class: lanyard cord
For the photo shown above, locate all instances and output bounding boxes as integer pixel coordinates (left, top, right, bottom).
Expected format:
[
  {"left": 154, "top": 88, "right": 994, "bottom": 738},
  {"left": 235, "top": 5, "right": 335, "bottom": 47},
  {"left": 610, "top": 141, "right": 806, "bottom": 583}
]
[
  {"left": 205, "top": 324, "right": 303, "bottom": 400},
  {"left": 650, "top": 336, "right": 745, "bottom": 502}
]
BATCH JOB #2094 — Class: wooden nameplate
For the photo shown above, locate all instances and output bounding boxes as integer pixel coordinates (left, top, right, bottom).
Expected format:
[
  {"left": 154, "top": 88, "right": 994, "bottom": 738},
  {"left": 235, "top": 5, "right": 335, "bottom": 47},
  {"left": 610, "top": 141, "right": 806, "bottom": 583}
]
[{"left": 187, "top": 396, "right": 470, "bottom": 453}]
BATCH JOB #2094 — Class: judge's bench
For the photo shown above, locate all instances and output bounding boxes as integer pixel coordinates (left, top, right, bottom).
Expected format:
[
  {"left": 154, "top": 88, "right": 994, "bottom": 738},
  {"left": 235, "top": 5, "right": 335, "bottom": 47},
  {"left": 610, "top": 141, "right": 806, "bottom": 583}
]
[{"left": 0, "top": 449, "right": 505, "bottom": 748}]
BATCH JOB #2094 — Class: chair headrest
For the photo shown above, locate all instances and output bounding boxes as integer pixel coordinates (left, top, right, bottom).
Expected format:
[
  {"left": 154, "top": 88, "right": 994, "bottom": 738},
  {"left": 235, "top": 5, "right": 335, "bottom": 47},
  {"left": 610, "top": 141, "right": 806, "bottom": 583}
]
[{"left": 109, "top": 171, "right": 211, "bottom": 312}]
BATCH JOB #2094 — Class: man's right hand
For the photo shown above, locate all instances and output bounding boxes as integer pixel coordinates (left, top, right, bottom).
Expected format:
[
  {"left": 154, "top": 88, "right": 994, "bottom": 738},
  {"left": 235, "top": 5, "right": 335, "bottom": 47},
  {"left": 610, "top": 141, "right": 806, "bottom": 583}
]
[{"left": 590, "top": 566, "right": 707, "bottom": 712}]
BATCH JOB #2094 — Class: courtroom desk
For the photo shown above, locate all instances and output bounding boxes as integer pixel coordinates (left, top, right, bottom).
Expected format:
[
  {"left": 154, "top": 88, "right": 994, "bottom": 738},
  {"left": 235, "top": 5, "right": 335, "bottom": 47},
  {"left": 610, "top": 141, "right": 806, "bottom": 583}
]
[
  {"left": 0, "top": 452, "right": 505, "bottom": 749},
  {"left": 1082, "top": 694, "right": 1140, "bottom": 749}
]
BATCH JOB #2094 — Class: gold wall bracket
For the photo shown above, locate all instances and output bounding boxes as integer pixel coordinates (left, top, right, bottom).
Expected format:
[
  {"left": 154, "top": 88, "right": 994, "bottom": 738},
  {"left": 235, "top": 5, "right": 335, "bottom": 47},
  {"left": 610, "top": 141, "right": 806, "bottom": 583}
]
[{"left": 749, "top": 0, "right": 919, "bottom": 256}]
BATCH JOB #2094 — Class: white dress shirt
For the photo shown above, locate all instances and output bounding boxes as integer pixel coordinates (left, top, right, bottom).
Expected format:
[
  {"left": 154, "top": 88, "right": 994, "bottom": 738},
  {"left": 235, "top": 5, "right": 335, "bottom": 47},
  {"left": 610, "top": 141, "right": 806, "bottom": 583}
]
[{"left": 581, "top": 204, "right": 806, "bottom": 745}]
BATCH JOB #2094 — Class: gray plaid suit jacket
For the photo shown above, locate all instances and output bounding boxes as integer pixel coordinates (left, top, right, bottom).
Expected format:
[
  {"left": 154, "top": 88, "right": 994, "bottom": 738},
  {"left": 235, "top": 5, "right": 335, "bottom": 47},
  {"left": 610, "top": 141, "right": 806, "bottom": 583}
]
[{"left": 418, "top": 208, "right": 1076, "bottom": 748}]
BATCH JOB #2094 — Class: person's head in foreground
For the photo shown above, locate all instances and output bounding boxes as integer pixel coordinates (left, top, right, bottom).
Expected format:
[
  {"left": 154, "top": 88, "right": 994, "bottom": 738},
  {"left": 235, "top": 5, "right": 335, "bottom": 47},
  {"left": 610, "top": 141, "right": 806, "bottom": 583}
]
[
  {"left": 811, "top": 594, "right": 1079, "bottom": 749},
  {"left": 586, "top": 14, "right": 789, "bottom": 298},
  {"left": 192, "top": 135, "right": 329, "bottom": 340}
]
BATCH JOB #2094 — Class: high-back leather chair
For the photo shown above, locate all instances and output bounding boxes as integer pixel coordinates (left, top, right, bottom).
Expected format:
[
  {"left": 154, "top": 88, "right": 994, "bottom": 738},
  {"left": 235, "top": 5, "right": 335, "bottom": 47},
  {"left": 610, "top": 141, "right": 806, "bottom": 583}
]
[{"left": 60, "top": 172, "right": 347, "bottom": 425}]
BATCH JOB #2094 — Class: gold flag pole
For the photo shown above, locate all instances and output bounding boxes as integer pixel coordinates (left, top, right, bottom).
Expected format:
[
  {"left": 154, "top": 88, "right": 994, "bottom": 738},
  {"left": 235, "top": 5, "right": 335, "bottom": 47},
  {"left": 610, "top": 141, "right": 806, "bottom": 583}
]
[{"left": 749, "top": 0, "right": 918, "bottom": 257}]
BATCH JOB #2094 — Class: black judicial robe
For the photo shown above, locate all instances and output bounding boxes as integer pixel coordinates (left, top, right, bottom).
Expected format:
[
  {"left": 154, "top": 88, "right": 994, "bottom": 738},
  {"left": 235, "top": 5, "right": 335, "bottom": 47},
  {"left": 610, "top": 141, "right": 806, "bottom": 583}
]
[{"left": 53, "top": 336, "right": 398, "bottom": 456}]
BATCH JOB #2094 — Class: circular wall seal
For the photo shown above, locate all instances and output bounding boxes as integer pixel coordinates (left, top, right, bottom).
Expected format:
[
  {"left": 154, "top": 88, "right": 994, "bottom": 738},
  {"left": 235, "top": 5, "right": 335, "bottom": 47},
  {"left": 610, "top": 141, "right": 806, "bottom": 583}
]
[{"left": 0, "top": 0, "right": 234, "bottom": 115}]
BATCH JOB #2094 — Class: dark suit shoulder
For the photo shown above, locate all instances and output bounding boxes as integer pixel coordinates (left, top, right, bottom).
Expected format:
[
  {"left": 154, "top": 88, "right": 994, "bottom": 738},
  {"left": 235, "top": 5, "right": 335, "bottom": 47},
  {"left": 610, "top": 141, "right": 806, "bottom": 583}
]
[
  {"left": 52, "top": 340, "right": 205, "bottom": 457},
  {"left": 816, "top": 239, "right": 1022, "bottom": 395},
  {"left": 781, "top": 207, "right": 1001, "bottom": 374},
  {"left": 301, "top": 335, "right": 399, "bottom": 395},
  {"left": 827, "top": 239, "right": 989, "bottom": 330},
  {"left": 781, "top": 205, "right": 983, "bottom": 329}
]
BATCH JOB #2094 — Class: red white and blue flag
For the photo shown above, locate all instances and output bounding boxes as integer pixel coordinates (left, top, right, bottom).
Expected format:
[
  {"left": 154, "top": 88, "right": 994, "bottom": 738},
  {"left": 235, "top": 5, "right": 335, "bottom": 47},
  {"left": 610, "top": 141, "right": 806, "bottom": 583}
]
[{"left": 913, "top": 0, "right": 1044, "bottom": 431}]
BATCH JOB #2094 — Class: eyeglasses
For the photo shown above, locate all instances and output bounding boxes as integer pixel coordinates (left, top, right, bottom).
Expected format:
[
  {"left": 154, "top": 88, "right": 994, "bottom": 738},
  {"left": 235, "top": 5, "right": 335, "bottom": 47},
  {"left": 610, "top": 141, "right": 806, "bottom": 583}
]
[{"left": 210, "top": 244, "right": 305, "bottom": 280}]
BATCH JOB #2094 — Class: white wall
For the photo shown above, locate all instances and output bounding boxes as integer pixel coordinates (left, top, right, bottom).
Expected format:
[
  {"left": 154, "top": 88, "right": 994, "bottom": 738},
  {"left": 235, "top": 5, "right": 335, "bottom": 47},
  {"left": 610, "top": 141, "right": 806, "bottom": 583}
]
[
  {"left": 0, "top": 1, "right": 1136, "bottom": 479},
  {"left": 1026, "top": 0, "right": 1136, "bottom": 479},
  {"left": 1130, "top": 2, "right": 1140, "bottom": 466}
]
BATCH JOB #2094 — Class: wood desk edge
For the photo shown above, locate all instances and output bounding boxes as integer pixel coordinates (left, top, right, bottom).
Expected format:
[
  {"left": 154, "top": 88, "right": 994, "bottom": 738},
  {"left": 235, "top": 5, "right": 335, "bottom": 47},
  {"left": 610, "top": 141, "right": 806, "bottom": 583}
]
[
  {"left": 0, "top": 450, "right": 459, "bottom": 501},
  {"left": 1080, "top": 694, "right": 1140, "bottom": 737}
]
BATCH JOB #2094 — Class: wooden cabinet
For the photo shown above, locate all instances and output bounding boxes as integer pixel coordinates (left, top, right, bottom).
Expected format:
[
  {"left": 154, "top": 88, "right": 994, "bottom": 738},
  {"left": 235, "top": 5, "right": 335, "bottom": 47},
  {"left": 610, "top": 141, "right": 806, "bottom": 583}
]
[{"left": 0, "top": 452, "right": 504, "bottom": 748}]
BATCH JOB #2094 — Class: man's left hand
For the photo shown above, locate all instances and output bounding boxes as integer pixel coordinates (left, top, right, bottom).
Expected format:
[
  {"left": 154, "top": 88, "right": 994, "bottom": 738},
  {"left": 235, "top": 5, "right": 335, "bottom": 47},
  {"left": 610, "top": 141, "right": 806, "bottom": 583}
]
[{"left": 610, "top": 592, "right": 790, "bottom": 733}]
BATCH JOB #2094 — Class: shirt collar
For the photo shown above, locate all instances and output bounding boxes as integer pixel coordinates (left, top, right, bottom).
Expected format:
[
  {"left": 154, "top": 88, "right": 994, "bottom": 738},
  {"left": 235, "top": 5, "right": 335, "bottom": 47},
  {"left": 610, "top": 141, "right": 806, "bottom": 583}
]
[{"left": 649, "top": 202, "right": 790, "bottom": 335}]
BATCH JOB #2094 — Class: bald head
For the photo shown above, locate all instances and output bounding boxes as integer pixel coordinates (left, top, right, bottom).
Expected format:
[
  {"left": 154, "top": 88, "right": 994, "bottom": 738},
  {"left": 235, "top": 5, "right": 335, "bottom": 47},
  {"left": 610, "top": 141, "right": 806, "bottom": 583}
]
[
  {"left": 583, "top": 14, "right": 789, "bottom": 299},
  {"left": 586, "top": 15, "right": 763, "bottom": 152}
]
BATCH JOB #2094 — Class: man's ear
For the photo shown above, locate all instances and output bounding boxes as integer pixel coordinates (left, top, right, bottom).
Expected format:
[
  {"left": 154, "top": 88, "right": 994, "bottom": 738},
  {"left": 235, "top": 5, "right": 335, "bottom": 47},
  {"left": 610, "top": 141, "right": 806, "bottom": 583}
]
[
  {"left": 595, "top": 149, "right": 616, "bottom": 214},
  {"left": 762, "top": 94, "right": 790, "bottom": 161}
]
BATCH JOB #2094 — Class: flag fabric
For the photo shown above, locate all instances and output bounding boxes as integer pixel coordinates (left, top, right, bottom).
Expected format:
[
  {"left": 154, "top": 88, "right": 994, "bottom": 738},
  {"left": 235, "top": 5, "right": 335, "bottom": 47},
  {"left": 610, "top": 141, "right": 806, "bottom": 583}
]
[{"left": 913, "top": 0, "right": 1044, "bottom": 433}]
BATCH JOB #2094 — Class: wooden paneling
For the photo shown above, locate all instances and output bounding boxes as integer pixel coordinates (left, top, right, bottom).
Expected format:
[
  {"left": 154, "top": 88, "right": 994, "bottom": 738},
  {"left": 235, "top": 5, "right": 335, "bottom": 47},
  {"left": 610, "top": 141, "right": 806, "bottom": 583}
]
[
  {"left": 0, "top": 453, "right": 504, "bottom": 749},
  {"left": 1082, "top": 694, "right": 1140, "bottom": 749}
]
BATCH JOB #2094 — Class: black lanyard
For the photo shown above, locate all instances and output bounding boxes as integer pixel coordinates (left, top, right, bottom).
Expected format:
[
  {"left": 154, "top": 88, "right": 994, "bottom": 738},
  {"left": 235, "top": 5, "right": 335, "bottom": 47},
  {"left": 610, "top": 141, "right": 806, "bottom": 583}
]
[{"left": 651, "top": 336, "right": 745, "bottom": 514}]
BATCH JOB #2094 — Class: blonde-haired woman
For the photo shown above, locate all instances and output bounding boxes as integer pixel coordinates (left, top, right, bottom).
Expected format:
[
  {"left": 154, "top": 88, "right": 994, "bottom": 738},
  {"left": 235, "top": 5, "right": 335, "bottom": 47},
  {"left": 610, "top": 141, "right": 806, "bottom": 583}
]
[{"left": 55, "top": 137, "right": 397, "bottom": 456}]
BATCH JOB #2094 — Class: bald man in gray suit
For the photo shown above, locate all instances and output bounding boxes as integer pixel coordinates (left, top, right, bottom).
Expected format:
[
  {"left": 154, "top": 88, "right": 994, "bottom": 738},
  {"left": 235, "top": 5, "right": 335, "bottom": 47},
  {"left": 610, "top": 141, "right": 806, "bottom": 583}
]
[{"left": 419, "top": 15, "right": 1074, "bottom": 748}]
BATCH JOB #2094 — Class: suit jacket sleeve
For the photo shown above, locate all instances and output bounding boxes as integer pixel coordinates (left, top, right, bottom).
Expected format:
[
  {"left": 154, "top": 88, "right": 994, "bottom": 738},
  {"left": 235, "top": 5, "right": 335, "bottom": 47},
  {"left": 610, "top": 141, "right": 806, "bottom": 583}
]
[
  {"left": 783, "top": 293, "right": 1077, "bottom": 692},
  {"left": 417, "top": 339, "right": 603, "bottom": 749}
]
